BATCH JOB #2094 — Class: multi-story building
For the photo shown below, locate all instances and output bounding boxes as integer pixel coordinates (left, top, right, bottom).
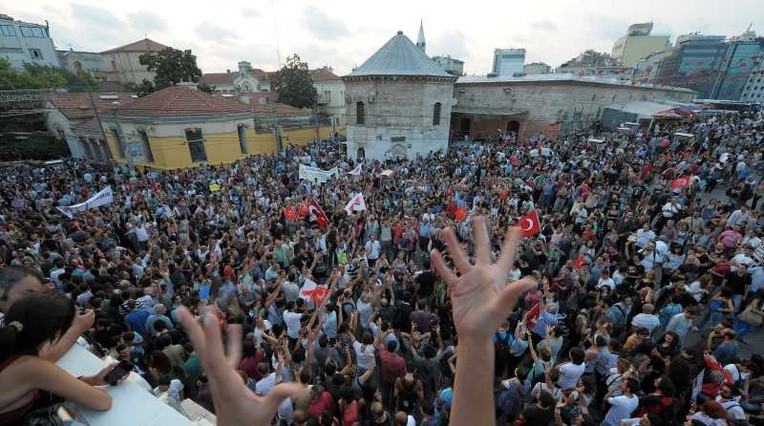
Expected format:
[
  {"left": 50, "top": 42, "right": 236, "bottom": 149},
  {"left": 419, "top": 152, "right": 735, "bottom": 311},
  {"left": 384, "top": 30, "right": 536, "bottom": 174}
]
[
  {"left": 311, "top": 67, "right": 345, "bottom": 126},
  {"left": 432, "top": 55, "right": 464, "bottom": 76},
  {"left": 57, "top": 49, "right": 108, "bottom": 77},
  {"left": 492, "top": 48, "right": 525, "bottom": 76},
  {"left": 523, "top": 62, "right": 551, "bottom": 75},
  {"left": 100, "top": 38, "right": 169, "bottom": 85},
  {"left": 710, "top": 31, "right": 764, "bottom": 100},
  {"left": 0, "top": 14, "right": 60, "bottom": 69},
  {"left": 654, "top": 34, "right": 728, "bottom": 98},
  {"left": 740, "top": 63, "right": 764, "bottom": 102},
  {"left": 199, "top": 61, "right": 272, "bottom": 93},
  {"left": 612, "top": 22, "right": 671, "bottom": 68}
]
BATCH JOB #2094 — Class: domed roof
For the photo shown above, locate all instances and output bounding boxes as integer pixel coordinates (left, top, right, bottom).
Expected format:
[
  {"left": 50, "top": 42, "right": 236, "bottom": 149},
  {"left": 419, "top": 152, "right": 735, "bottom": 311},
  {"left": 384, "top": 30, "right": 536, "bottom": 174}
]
[{"left": 346, "top": 31, "right": 453, "bottom": 78}]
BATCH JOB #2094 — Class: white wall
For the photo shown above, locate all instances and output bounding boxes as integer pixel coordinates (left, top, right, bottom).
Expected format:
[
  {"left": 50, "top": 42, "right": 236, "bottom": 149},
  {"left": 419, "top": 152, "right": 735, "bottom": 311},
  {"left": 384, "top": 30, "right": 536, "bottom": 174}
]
[{"left": 0, "top": 18, "right": 59, "bottom": 69}]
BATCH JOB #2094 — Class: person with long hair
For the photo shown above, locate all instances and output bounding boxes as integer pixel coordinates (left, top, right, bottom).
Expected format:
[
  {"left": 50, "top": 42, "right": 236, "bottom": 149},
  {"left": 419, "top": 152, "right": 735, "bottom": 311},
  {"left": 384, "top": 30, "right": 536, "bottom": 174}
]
[{"left": 0, "top": 291, "right": 119, "bottom": 423}]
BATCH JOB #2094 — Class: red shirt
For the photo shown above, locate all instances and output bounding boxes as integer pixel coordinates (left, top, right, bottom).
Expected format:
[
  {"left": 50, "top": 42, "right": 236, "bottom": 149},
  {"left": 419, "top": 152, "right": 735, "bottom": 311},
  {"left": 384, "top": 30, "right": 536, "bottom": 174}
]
[
  {"left": 378, "top": 346, "right": 406, "bottom": 384},
  {"left": 308, "top": 391, "right": 334, "bottom": 421}
]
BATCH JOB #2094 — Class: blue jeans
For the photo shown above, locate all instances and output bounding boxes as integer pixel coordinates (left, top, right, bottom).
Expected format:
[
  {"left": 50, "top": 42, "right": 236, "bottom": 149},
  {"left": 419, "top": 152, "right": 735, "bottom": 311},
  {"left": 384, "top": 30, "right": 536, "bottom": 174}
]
[{"left": 734, "top": 319, "right": 756, "bottom": 337}]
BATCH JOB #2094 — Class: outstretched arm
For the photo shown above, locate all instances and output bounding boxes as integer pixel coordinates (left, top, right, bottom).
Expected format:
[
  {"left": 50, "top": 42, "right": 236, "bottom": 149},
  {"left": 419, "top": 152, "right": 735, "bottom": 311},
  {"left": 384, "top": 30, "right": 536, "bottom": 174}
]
[{"left": 431, "top": 217, "right": 535, "bottom": 426}]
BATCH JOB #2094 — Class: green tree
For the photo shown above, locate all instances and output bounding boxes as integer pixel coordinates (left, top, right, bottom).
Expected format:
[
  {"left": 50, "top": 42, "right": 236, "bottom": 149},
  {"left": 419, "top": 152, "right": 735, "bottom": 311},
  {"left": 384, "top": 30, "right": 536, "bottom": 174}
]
[
  {"left": 270, "top": 54, "right": 317, "bottom": 109},
  {"left": 0, "top": 58, "right": 98, "bottom": 91},
  {"left": 139, "top": 48, "right": 202, "bottom": 90},
  {"left": 123, "top": 79, "right": 156, "bottom": 97},
  {"left": 197, "top": 82, "right": 216, "bottom": 93}
]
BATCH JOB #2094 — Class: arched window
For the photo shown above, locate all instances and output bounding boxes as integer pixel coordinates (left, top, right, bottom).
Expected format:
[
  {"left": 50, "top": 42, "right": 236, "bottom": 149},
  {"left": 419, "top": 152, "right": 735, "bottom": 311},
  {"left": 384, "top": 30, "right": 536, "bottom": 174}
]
[
  {"left": 433, "top": 102, "right": 441, "bottom": 126},
  {"left": 356, "top": 101, "right": 365, "bottom": 125}
]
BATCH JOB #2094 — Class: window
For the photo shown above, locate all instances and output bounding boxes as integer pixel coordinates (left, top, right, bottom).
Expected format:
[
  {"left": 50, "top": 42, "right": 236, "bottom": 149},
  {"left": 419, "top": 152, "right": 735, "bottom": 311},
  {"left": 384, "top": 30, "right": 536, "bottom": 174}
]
[
  {"left": 100, "top": 139, "right": 113, "bottom": 161},
  {"left": 111, "top": 129, "right": 126, "bottom": 158},
  {"left": 28, "top": 48, "right": 42, "bottom": 60},
  {"left": 79, "top": 137, "right": 94, "bottom": 161},
  {"left": 138, "top": 130, "right": 154, "bottom": 162},
  {"left": 323, "top": 90, "right": 331, "bottom": 103},
  {"left": 185, "top": 128, "right": 207, "bottom": 162},
  {"left": 432, "top": 102, "right": 442, "bottom": 126},
  {"left": 356, "top": 101, "right": 365, "bottom": 125},
  {"left": 19, "top": 26, "right": 44, "bottom": 38},
  {"left": 237, "top": 124, "right": 248, "bottom": 155},
  {"left": 0, "top": 25, "right": 15, "bottom": 37}
]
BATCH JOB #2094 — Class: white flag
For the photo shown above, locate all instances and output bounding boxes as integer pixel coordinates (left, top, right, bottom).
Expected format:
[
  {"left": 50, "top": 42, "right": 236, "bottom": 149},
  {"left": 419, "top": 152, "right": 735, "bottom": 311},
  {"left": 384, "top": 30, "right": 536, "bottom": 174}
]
[
  {"left": 56, "top": 186, "right": 114, "bottom": 219},
  {"left": 348, "top": 164, "right": 362, "bottom": 176},
  {"left": 344, "top": 193, "right": 367, "bottom": 215}
]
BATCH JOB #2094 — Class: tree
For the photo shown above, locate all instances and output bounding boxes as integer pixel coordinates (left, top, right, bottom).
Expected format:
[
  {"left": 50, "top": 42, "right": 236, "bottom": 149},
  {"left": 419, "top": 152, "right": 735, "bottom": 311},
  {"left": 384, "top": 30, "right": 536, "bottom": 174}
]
[
  {"left": 0, "top": 58, "right": 98, "bottom": 91},
  {"left": 139, "top": 48, "right": 202, "bottom": 90},
  {"left": 197, "top": 82, "right": 216, "bottom": 93},
  {"left": 270, "top": 54, "right": 317, "bottom": 109},
  {"left": 123, "top": 79, "right": 156, "bottom": 97}
]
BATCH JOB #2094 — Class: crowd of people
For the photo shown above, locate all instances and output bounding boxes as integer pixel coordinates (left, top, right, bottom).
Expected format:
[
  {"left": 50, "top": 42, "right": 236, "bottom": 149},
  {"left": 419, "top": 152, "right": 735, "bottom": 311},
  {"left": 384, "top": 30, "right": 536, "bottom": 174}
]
[{"left": 0, "top": 108, "right": 763, "bottom": 426}]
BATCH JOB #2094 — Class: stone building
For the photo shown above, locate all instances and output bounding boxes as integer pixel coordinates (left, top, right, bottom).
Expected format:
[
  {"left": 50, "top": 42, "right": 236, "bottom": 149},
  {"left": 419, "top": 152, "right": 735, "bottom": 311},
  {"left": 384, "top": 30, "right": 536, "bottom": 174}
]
[
  {"left": 343, "top": 31, "right": 457, "bottom": 161},
  {"left": 452, "top": 73, "right": 695, "bottom": 140},
  {"left": 101, "top": 38, "right": 169, "bottom": 85}
]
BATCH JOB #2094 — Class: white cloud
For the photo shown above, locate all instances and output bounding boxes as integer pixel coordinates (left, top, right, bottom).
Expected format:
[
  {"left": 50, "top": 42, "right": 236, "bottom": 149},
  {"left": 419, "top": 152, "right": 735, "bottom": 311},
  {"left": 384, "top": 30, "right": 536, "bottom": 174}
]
[{"left": 4, "top": 0, "right": 762, "bottom": 75}]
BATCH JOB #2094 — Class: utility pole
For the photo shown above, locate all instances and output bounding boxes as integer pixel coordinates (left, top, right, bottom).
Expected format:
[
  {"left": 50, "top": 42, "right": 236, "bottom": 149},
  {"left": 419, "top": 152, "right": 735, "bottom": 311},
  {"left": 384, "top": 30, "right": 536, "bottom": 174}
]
[
  {"left": 88, "top": 89, "right": 109, "bottom": 163},
  {"left": 314, "top": 100, "right": 319, "bottom": 144}
]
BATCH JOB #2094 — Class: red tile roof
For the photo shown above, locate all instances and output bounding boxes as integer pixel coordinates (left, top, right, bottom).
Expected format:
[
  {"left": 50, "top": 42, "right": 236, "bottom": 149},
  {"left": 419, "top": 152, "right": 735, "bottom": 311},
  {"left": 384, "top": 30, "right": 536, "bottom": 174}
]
[
  {"left": 215, "top": 92, "right": 308, "bottom": 118},
  {"left": 101, "top": 38, "right": 168, "bottom": 54},
  {"left": 200, "top": 72, "right": 234, "bottom": 85},
  {"left": 117, "top": 86, "right": 252, "bottom": 119},
  {"left": 45, "top": 92, "right": 137, "bottom": 120},
  {"left": 310, "top": 67, "right": 341, "bottom": 81}
]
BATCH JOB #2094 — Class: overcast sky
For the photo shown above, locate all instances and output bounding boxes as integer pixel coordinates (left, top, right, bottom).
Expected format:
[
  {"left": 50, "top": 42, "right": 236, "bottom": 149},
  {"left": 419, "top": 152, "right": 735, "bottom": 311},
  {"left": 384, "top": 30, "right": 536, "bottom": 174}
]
[{"left": 4, "top": 0, "right": 762, "bottom": 76}]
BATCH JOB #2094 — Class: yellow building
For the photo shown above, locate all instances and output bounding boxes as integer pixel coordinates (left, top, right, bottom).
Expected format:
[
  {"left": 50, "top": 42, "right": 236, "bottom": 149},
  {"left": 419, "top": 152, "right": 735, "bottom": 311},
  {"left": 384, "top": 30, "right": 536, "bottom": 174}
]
[
  {"left": 103, "top": 86, "right": 334, "bottom": 170},
  {"left": 612, "top": 23, "right": 670, "bottom": 68}
]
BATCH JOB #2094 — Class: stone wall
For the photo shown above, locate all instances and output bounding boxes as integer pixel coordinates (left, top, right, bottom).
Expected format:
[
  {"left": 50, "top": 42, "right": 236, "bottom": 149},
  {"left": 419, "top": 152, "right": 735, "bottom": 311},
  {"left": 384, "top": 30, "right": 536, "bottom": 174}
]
[{"left": 454, "top": 80, "right": 695, "bottom": 138}]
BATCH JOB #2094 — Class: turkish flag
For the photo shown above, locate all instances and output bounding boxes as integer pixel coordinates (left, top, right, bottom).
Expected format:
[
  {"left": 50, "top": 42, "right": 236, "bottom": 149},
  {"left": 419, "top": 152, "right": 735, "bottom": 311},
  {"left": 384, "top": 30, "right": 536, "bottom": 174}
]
[
  {"left": 572, "top": 254, "right": 586, "bottom": 270},
  {"left": 284, "top": 206, "right": 297, "bottom": 222},
  {"left": 518, "top": 209, "right": 541, "bottom": 237},
  {"left": 297, "top": 201, "right": 309, "bottom": 217},
  {"left": 301, "top": 285, "right": 329, "bottom": 306},
  {"left": 526, "top": 302, "right": 540, "bottom": 320},
  {"left": 309, "top": 198, "right": 329, "bottom": 228},
  {"left": 670, "top": 175, "right": 691, "bottom": 190},
  {"left": 454, "top": 205, "right": 468, "bottom": 222}
]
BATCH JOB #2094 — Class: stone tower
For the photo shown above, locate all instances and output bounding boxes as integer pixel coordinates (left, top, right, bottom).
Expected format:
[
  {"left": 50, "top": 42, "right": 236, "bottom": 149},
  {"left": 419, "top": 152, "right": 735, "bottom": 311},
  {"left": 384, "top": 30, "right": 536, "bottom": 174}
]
[{"left": 342, "top": 31, "right": 456, "bottom": 161}]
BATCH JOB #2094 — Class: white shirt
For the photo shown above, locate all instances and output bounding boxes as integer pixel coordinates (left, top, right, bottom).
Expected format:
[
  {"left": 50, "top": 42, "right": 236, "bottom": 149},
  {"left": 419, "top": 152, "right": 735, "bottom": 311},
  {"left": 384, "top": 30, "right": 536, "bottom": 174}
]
[
  {"left": 596, "top": 277, "right": 616, "bottom": 291},
  {"left": 685, "top": 281, "right": 704, "bottom": 302},
  {"left": 353, "top": 341, "right": 375, "bottom": 370},
  {"left": 364, "top": 239, "right": 381, "bottom": 260},
  {"left": 283, "top": 311, "right": 302, "bottom": 339},
  {"left": 558, "top": 362, "right": 585, "bottom": 390},
  {"left": 255, "top": 372, "right": 277, "bottom": 395},
  {"left": 635, "top": 229, "right": 656, "bottom": 249},
  {"left": 631, "top": 313, "right": 661, "bottom": 334},
  {"left": 604, "top": 394, "right": 639, "bottom": 426}
]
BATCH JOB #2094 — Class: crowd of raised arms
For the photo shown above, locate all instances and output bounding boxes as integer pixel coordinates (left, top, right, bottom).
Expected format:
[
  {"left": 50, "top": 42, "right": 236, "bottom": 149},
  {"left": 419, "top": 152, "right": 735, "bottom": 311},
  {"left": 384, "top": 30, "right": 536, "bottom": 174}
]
[{"left": 0, "top": 110, "right": 763, "bottom": 426}]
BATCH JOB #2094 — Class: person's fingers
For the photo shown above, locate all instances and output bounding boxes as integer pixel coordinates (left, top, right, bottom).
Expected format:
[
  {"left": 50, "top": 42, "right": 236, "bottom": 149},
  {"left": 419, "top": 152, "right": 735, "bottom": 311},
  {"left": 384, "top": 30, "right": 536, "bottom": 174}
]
[
  {"left": 177, "top": 307, "right": 207, "bottom": 362},
  {"left": 496, "top": 277, "right": 537, "bottom": 317},
  {"left": 472, "top": 216, "right": 491, "bottom": 265},
  {"left": 226, "top": 324, "right": 243, "bottom": 369},
  {"left": 442, "top": 227, "right": 470, "bottom": 273},
  {"left": 259, "top": 382, "right": 305, "bottom": 415},
  {"left": 200, "top": 311, "right": 229, "bottom": 372},
  {"left": 497, "top": 226, "right": 521, "bottom": 275},
  {"left": 430, "top": 249, "right": 458, "bottom": 287}
]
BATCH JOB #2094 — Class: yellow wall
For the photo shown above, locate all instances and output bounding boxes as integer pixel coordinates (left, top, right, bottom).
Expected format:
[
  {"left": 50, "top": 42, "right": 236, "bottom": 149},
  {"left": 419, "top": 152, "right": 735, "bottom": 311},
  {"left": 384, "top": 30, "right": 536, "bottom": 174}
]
[{"left": 107, "top": 125, "right": 335, "bottom": 170}]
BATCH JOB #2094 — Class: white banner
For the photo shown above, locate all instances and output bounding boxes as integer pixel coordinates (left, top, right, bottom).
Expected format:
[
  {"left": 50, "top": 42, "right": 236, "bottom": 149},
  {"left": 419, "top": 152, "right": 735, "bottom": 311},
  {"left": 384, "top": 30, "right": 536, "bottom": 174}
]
[
  {"left": 56, "top": 186, "right": 114, "bottom": 219},
  {"left": 348, "top": 164, "right": 362, "bottom": 176},
  {"left": 344, "top": 193, "right": 367, "bottom": 215},
  {"left": 298, "top": 164, "right": 338, "bottom": 184}
]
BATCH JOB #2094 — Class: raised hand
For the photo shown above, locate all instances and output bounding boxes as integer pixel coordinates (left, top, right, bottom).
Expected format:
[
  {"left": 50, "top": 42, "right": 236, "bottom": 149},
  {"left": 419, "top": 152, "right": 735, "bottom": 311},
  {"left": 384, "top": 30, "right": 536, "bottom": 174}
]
[
  {"left": 430, "top": 216, "right": 536, "bottom": 340},
  {"left": 177, "top": 307, "right": 303, "bottom": 426}
]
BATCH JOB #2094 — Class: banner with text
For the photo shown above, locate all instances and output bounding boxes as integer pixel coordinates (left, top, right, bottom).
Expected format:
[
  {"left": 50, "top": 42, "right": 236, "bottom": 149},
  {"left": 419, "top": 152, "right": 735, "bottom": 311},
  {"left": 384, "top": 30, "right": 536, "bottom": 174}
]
[
  {"left": 56, "top": 186, "right": 114, "bottom": 219},
  {"left": 299, "top": 164, "right": 338, "bottom": 184}
]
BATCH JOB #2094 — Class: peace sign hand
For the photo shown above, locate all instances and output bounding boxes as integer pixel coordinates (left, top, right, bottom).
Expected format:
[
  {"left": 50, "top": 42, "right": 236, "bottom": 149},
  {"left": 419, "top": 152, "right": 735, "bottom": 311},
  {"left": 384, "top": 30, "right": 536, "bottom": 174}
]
[
  {"left": 177, "top": 307, "right": 303, "bottom": 426},
  {"left": 430, "top": 216, "right": 535, "bottom": 340}
]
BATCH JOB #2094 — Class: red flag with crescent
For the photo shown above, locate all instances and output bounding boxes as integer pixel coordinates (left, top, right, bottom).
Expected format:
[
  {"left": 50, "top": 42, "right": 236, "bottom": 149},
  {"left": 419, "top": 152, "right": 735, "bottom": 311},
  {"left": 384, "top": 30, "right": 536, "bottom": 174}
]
[
  {"left": 518, "top": 209, "right": 541, "bottom": 238},
  {"left": 309, "top": 198, "right": 329, "bottom": 228},
  {"left": 284, "top": 206, "right": 297, "bottom": 222},
  {"left": 301, "top": 285, "right": 330, "bottom": 306},
  {"left": 670, "top": 175, "right": 691, "bottom": 190},
  {"left": 297, "top": 201, "right": 309, "bottom": 217}
]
